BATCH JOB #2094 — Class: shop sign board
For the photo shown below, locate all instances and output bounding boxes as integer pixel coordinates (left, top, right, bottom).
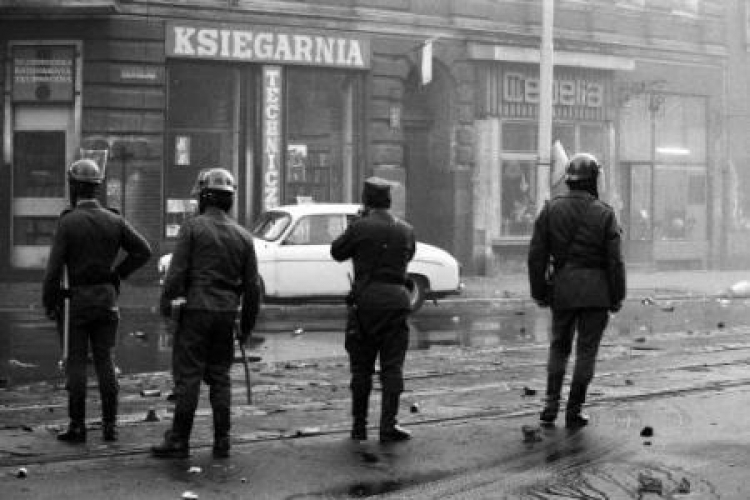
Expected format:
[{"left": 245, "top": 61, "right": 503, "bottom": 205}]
[
  {"left": 166, "top": 21, "right": 371, "bottom": 69},
  {"left": 12, "top": 45, "right": 75, "bottom": 102},
  {"left": 262, "top": 66, "right": 283, "bottom": 211}
]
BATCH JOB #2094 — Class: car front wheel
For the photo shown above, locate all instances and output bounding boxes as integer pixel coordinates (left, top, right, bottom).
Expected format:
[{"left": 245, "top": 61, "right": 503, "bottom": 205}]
[{"left": 407, "top": 275, "right": 428, "bottom": 312}]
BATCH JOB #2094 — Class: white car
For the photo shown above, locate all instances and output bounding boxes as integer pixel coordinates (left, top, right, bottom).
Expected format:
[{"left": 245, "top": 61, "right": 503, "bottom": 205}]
[{"left": 159, "top": 203, "right": 463, "bottom": 312}]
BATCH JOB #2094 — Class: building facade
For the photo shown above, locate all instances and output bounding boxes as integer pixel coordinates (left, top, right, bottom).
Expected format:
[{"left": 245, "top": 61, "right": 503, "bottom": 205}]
[{"left": 0, "top": 0, "right": 740, "bottom": 282}]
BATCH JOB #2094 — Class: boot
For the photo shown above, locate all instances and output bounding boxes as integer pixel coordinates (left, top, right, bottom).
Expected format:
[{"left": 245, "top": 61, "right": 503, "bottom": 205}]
[
  {"left": 102, "top": 393, "right": 118, "bottom": 442},
  {"left": 151, "top": 430, "right": 190, "bottom": 459},
  {"left": 539, "top": 373, "right": 564, "bottom": 426},
  {"left": 151, "top": 410, "right": 193, "bottom": 459},
  {"left": 212, "top": 408, "right": 231, "bottom": 458},
  {"left": 379, "top": 392, "right": 411, "bottom": 443},
  {"left": 57, "top": 422, "right": 86, "bottom": 443},
  {"left": 565, "top": 382, "right": 589, "bottom": 429},
  {"left": 350, "top": 384, "right": 370, "bottom": 441}
]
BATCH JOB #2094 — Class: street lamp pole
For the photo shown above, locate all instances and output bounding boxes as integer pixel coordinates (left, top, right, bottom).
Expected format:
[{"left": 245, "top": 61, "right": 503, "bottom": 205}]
[{"left": 537, "top": 0, "right": 554, "bottom": 207}]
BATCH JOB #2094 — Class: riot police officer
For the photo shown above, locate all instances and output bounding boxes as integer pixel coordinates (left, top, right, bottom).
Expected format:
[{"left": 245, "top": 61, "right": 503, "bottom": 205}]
[
  {"left": 42, "top": 158, "right": 152, "bottom": 443},
  {"left": 331, "top": 177, "right": 416, "bottom": 443},
  {"left": 528, "top": 153, "right": 626, "bottom": 428},
  {"left": 152, "top": 168, "right": 260, "bottom": 459}
]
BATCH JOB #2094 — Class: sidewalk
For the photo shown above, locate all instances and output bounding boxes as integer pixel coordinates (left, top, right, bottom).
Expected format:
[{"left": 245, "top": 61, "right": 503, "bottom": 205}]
[{"left": 1, "top": 269, "right": 748, "bottom": 310}]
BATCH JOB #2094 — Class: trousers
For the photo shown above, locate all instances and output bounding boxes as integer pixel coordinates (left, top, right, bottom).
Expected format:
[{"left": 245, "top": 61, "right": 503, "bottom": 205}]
[
  {"left": 546, "top": 307, "right": 609, "bottom": 411},
  {"left": 171, "top": 309, "right": 236, "bottom": 441},
  {"left": 66, "top": 306, "right": 120, "bottom": 424}
]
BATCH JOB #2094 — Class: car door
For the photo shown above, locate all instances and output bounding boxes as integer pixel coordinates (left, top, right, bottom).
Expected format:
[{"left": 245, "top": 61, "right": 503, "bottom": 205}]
[{"left": 273, "top": 213, "right": 352, "bottom": 297}]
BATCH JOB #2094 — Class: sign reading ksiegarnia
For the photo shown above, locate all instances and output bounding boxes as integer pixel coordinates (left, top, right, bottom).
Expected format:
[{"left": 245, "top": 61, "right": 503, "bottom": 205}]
[{"left": 166, "top": 22, "right": 371, "bottom": 69}]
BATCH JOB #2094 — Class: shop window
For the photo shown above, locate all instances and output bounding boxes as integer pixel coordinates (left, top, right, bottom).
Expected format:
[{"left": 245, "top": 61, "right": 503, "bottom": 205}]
[
  {"left": 164, "top": 63, "right": 239, "bottom": 238},
  {"left": 500, "top": 160, "right": 537, "bottom": 237},
  {"left": 619, "top": 96, "right": 651, "bottom": 162},
  {"left": 655, "top": 95, "right": 706, "bottom": 163},
  {"left": 285, "top": 69, "right": 360, "bottom": 204},
  {"left": 502, "top": 122, "right": 537, "bottom": 152},
  {"left": 13, "top": 131, "right": 66, "bottom": 198},
  {"left": 653, "top": 165, "right": 706, "bottom": 241}
]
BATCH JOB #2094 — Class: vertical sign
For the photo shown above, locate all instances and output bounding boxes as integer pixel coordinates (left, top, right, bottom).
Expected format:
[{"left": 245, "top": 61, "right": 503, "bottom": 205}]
[{"left": 263, "top": 66, "right": 282, "bottom": 210}]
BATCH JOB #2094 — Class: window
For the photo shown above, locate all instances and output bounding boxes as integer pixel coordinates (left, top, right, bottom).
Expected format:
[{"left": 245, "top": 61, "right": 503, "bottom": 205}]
[
  {"left": 501, "top": 160, "right": 536, "bottom": 236},
  {"left": 284, "top": 214, "right": 346, "bottom": 246},
  {"left": 285, "top": 69, "right": 361, "bottom": 204},
  {"left": 164, "top": 62, "right": 239, "bottom": 237}
]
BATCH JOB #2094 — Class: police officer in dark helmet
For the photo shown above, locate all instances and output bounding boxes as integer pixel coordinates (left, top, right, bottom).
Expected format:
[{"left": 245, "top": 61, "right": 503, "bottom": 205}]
[
  {"left": 528, "top": 153, "right": 626, "bottom": 429},
  {"left": 42, "top": 158, "right": 152, "bottom": 443},
  {"left": 152, "top": 168, "right": 260, "bottom": 459},
  {"left": 331, "top": 177, "right": 416, "bottom": 443}
]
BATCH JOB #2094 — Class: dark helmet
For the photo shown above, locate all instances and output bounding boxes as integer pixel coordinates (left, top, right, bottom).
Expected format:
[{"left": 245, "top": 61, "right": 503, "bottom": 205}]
[
  {"left": 564, "top": 153, "right": 600, "bottom": 183},
  {"left": 68, "top": 159, "right": 103, "bottom": 184},
  {"left": 200, "top": 168, "right": 236, "bottom": 194}
]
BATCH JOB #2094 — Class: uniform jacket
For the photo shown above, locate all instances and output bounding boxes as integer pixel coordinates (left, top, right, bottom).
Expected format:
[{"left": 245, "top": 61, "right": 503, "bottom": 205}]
[
  {"left": 42, "top": 199, "right": 152, "bottom": 312},
  {"left": 331, "top": 208, "right": 416, "bottom": 310},
  {"left": 161, "top": 206, "right": 260, "bottom": 331},
  {"left": 528, "top": 190, "right": 626, "bottom": 310}
]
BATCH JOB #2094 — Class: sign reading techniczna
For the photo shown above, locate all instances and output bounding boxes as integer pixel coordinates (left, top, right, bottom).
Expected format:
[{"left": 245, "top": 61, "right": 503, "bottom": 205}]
[{"left": 166, "top": 22, "right": 371, "bottom": 69}]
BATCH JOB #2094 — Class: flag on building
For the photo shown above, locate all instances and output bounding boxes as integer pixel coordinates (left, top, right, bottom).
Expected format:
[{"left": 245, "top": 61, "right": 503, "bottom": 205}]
[{"left": 421, "top": 39, "right": 433, "bottom": 85}]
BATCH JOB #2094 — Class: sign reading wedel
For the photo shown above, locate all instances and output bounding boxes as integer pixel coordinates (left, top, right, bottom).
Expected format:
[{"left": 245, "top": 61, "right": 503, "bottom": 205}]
[{"left": 166, "top": 22, "right": 370, "bottom": 69}]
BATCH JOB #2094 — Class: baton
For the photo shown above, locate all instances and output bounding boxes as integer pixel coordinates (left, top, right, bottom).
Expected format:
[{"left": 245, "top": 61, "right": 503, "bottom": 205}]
[
  {"left": 237, "top": 335, "right": 253, "bottom": 405},
  {"left": 58, "top": 265, "right": 70, "bottom": 374}
]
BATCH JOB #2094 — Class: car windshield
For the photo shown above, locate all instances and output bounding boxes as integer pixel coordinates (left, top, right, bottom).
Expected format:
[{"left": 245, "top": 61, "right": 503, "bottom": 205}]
[{"left": 252, "top": 211, "right": 292, "bottom": 241}]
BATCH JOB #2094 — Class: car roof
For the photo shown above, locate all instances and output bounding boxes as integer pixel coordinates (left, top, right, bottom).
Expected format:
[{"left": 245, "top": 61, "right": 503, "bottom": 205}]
[{"left": 267, "top": 203, "right": 361, "bottom": 217}]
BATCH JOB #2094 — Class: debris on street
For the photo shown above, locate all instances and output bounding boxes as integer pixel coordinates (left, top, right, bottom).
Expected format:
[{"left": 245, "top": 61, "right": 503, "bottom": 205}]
[
  {"left": 16, "top": 467, "right": 27, "bottom": 479},
  {"left": 188, "top": 466, "right": 201, "bottom": 474},
  {"left": 725, "top": 280, "right": 750, "bottom": 298},
  {"left": 292, "top": 327, "right": 304, "bottom": 336},
  {"left": 182, "top": 491, "right": 198, "bottom": 500},
  {"left": 144, "top": 408, "right": 160, "bottom": 422},
  {"left": 410, "top": 403, "right": 420, "bottom": 413},
  {"left": 676, "top": 477, "right": 691, "bottom": 494},
  {"left": 638, "top": 472, "right": 663, "bottom": 495},
  {"left": 522, "top": 386, "right": 537, "bottom": 396},
  {"left": 640, "top": 426, "right": 654, "bottom": 437},
  {"left": 140, "top": 389, "right": 161, "bottom": 397},
  {"left": 521, "top": 425, "right": 542, "bottom": 443},
  {"left": 294, "top": 427, "right": 321, "bottom": 437}
]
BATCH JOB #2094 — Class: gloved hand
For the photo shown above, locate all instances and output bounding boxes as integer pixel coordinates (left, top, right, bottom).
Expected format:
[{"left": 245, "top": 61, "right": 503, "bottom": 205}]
[{"left": 610, "top": 302, "right": 622, "bottom": 313}]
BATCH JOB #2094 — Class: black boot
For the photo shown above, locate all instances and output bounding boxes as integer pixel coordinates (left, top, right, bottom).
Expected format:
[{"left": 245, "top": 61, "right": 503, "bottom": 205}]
[
  {"left": 379, "top": 392, "right": 411, "bottom": 443},
  {"left": 212, "top": 407, "right": 231, "bottom": 458},
  {"left": 151, "top": 430, "right": 190, "bottom": 459},
  {"left": 565, "top": 382, "right": 589, "bottom": 429},
  {"left": 151, "top": 411, "right": 193, "bottom": 459},
  {"left": 539, "top": 373, "right": 564, "bottom": 426},
  {"left": 102, "top": 393, "right": 118, "bottom": 442},
  {"left": 351, "top": 383, "right": 370, "bottom": 441},
  {"left": 57, "top": 422, "right": 87, "bottom": 443}
]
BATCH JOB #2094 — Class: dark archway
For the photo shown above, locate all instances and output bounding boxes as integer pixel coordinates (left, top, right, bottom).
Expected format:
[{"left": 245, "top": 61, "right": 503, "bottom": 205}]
[{"left": 403, "top": 61, "right": 457, "bottom": 257}]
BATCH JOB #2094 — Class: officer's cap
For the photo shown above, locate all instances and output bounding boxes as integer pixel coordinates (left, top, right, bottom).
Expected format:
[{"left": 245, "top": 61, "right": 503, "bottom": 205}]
[{"left": 362, "top": 176, "right": 392, "bottom": 208}]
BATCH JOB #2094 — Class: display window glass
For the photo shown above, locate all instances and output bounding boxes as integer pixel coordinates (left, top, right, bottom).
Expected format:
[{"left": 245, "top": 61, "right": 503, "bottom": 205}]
[
  {"left": 164, "top": 62, "right": 240, "bottom": 238},
  {"left": 284, "top": 68, "right": 360, "bottom": 204},
  {"left": 498, "top": 120, "right": 606, "bottom": 238}
]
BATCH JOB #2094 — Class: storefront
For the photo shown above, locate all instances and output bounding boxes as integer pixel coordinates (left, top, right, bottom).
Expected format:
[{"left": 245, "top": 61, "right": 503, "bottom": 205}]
[
  {"left": 615, "top": 58, "right": 717, "bottom": 269},
  {"left": 162, "top": 22, "right": 369, "bottom": 240},
  {"left": 470, "top": 45, "right": 625, "bottom": 272}
]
